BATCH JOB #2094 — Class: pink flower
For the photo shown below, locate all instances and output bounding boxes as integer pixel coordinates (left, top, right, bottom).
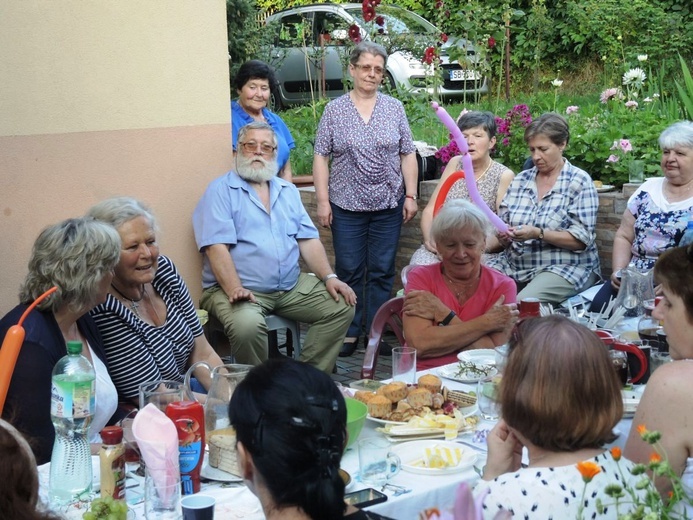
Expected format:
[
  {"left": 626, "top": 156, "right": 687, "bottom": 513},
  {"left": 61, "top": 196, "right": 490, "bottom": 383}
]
[
  {"left": 620, "top": 139, "right": 632, "bottom": 152},
  {"left": 607, "top": 154, "right": 619, "bottom": 163},
  {"left": 440, "top": 33, "right": 448, "bottom": 43},
  {"left": 565, "top": 105, "right": 579, "bottom": 115},
  {"left": 625, "top": 100, "right": 639, "bottom": 109},
  {"left": 600, "top": 88, "right": 624, "bottom": 103},
  {"left": 423, "top": 46, "right": 437, "bottom": 65}
]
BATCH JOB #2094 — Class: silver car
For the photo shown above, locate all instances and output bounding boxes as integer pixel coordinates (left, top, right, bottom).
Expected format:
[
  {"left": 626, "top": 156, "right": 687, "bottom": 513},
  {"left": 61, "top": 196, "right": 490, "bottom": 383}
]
[{"left": 264, "top": 3, "right": 488, "bottom": 108}]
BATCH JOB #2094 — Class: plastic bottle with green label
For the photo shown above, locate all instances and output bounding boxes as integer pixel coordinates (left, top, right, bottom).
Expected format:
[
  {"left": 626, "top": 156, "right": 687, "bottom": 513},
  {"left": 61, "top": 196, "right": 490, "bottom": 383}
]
[{"left": 49, "top": 340, "right": 96, "bottom": 506}]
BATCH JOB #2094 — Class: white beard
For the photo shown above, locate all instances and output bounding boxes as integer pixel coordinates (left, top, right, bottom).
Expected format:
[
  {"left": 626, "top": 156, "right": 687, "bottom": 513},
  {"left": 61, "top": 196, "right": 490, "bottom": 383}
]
[{"left": 235, "top": 153, "right": 279, "bottom": 183}]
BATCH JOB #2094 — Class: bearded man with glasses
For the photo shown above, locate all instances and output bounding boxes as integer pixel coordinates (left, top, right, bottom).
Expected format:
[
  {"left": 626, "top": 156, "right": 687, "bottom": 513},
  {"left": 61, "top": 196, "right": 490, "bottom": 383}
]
[{"left": 193, "top": 122, "right": 356, "bottom": 373}]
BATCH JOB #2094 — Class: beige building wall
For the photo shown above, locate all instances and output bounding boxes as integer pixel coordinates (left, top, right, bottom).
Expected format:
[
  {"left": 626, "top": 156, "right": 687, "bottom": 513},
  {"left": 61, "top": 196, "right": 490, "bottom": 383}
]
[{"left": 0, "top": 1, "right": 233, "bottom": 315}]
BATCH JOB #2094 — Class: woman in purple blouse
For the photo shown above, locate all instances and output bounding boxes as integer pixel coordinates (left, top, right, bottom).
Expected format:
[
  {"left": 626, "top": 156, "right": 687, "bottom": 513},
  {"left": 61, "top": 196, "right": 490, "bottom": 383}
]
[{"left": 313, "top": 41, "right": 418, "bottom": 357}]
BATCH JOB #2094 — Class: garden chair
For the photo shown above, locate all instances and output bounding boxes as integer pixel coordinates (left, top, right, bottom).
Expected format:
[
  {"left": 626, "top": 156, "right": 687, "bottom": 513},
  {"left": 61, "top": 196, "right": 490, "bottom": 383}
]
[{"left": 361, "top": 296, "right": 406, "bottom": 379}]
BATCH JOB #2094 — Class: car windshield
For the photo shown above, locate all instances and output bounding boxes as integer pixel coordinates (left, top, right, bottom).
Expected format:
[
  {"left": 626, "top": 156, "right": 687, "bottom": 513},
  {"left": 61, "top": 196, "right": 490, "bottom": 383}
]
[{"left": 344, "top": 6, "right": 438, "bottom": 36}]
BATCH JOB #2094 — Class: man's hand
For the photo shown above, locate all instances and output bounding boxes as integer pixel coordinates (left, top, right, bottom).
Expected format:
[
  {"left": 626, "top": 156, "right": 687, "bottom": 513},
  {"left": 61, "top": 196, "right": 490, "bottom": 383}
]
[
  {"left": 402, "top": 198, "right": 418, "bottom": 223},
  {"left": 325, "top": 278, "right": 357, "bottom": 305},
  {"left": 227, "top": 286, "right": 256, "bottom": 304}
]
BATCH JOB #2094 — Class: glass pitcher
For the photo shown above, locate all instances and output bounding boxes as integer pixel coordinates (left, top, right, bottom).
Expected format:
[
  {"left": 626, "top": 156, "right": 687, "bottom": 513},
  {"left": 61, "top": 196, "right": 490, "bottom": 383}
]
[
  {"left": 612, "top": 263, "right": 655, "bottom": 317},
  {"left": 184, "top": 363, "right": 253, "bottom": 435}
]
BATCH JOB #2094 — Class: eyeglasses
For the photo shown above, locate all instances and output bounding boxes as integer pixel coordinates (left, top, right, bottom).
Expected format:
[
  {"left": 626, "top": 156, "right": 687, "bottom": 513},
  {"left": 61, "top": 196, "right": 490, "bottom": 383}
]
[
  {"left": 353, "top": 63, "right": 385, "bottom": 76},
  {"left": 239, "top": 141, "right": 277, "bottom": 156}
]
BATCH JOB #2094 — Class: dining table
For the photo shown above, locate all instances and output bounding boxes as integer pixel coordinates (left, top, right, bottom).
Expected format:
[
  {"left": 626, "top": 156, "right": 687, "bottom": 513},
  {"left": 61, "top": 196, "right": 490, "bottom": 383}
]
[{"left": 37, "top": 366, "right": 638, "bottom": 520}]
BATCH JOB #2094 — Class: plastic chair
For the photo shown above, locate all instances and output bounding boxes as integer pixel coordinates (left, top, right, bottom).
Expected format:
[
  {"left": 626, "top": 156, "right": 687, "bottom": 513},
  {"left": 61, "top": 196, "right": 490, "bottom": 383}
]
[
  {"left": 361, "top": 296, "right": 405, "bottom": 379},
  {"left": 205, "top": 312, "right": 301, "bottom": 361}
]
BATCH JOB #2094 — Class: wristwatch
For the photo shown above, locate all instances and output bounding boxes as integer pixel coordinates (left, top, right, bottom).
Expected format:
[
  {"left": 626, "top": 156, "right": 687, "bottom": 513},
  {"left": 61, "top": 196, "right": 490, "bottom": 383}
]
[
  {"left": 405, "top": 194, "right": 418, "bottom": 200},
  {"left": 538, "top": 228, "right": 544, "bottom": 240},
  {"left": 323, "top": 273, "right": 339, "bottom": 284},
  {"left": 438, "top": 310, "right": 456, "bottom": 326}
]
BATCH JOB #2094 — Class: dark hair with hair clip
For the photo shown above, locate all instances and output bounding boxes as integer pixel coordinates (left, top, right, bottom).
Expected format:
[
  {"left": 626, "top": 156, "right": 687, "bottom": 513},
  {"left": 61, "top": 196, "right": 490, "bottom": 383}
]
[{"left": 228, "top": 358, "right": 347, "bottom": 519}]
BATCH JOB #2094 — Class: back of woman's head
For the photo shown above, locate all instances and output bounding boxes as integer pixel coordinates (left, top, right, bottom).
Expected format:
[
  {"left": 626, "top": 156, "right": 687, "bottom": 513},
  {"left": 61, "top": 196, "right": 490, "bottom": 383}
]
[
  {"left": 654, "top": 244, "right": 693, "bottom": 322},
  {"left": 19, "top": 217, "right": 121, "bottom": 313},
  {"left": 501, "top": 316, "right": 622, "bottom": 451},
  {"left": 0, "top": 419, "right": 60, "bottom": 520},
  {"left": 229, "top": 358, "right": 347, "bottom": 519}
]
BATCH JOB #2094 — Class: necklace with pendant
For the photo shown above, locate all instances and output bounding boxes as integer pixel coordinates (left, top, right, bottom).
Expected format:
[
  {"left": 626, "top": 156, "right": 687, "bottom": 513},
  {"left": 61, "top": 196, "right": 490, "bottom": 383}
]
[
  {"left": 442, "top": 270, "right": 477, "bottom": 299},
  {"left": 111, "top": 283, "right": 145, "bottom": 318}
]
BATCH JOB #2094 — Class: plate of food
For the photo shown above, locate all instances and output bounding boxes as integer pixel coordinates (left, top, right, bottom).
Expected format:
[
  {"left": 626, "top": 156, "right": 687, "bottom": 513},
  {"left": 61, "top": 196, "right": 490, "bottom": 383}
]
[
  {"left": 595, "top": 184, "right": 616, "bottom": 193},
  {"left": 202, "top": 433, "right": 244, "bottom": 482},
  {"left": 391, "top": 440, "right": 478, "bottom": 475},
  {"left": 457, "top": 350, "right": 496, "bottom": 366},
  {"left": 437, "top": 361, "right": 498, "bottom": 384}
]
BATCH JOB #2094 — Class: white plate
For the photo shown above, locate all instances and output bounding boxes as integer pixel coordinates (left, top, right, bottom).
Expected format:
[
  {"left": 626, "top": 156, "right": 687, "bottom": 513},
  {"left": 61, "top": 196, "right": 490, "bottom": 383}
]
[
  {"left": 596, "top": 184, "right": 616, "bottom": 193},
  {"left": 622, "top": 386, "right": 645, "bottom": 418},
  {"left": 391, "top": 440, "right": 477, "bottom": 475},
  {"left": 200, "top": 452, "right": 243, "bottom": 482},
  {"left": 437, "top": 363, "right": 498, "bottom": 384},
  {"left": 366, "top": 415, "right": 407, "bottom": 425},
  {"left": 457, "top": 350, "right": 496, "bottom": 366}
]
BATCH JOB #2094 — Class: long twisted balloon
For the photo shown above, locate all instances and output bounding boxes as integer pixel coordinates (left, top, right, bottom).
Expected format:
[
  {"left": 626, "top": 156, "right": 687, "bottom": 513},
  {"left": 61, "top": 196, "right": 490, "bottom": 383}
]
[{"left": 431, "top": 102, "right": 508, "bottom": 233}]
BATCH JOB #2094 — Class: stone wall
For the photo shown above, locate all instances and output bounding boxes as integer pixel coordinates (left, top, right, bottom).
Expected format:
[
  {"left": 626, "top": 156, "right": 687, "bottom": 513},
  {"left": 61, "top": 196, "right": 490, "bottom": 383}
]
[{"left": 299, "top": 181, "right": 638, "bottom": 295}]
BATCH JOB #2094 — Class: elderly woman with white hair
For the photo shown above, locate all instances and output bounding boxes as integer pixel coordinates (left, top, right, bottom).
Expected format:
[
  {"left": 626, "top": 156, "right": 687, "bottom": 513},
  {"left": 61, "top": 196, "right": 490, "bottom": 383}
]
[
  {"left": 0, "top": 218, "right": 121, "bottom": 464},
  {"left": 590, "top": 120, "right": 693, "bottom": 312},
  {"left": 403, "top": 200, "right": 519, "bottom": 370},
  {"left": 88, "top": 197, "right": 223, "bottom": 404}
]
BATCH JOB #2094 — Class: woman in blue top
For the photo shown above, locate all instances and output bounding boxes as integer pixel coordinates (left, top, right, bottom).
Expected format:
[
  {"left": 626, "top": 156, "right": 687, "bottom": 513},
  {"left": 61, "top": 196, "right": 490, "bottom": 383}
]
[{"left": 231, "top": 60, "right": 295, "bottom": 181}]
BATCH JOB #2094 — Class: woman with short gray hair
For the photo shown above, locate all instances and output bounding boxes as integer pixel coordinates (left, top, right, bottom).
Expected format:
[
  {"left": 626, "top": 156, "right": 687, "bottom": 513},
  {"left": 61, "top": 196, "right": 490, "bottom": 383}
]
[
  {"left": 313, "top": 40, "right": 418, "bottom": 357},
  {"left": 0, "top": 217, "right": 121, "bottom": 464},
  {"left": 403, "top": 200, "right": 518, "bottom": 370},
  {"left": 88, "top": 197, "right": 223, "bottom": 403}
]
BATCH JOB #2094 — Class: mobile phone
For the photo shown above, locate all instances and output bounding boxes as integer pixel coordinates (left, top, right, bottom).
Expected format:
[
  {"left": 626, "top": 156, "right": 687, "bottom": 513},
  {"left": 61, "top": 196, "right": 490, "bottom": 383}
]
[{"left": 344, "top": 488, "right": 388, "bottom": 508}]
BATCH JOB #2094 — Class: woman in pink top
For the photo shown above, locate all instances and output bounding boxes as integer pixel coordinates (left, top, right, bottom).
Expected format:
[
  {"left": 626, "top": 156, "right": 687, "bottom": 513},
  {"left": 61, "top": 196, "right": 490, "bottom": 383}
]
[{"left": 403, "top": 199, "right": 519, "bottom": 370}]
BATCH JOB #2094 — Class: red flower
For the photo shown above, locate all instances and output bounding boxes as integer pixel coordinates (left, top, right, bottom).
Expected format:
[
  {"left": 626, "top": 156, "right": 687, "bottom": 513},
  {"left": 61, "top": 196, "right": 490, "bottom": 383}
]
[
  {"left": 488, "top": 37, "right": 496, "bottom": 48},
  {"left": 362, "top": 4, "right": 375, "bottom": 22},
  {"left": 375, "top": 15, "right": 385, "bottom": 26},
  {"left": 348, "top": 24, "right": 362, "bottom": 43},
  {"left": 372, "top": 0, "right": 381, "bottom": 6},
  {"left": 435, "top": 0, "right": 443, "bottom": 8},
  {"left": 440, "top": 33, "right": 448, "bottom": 43},
  {"left": 423, "top": 46, "right": 437, "bottom": 65}
]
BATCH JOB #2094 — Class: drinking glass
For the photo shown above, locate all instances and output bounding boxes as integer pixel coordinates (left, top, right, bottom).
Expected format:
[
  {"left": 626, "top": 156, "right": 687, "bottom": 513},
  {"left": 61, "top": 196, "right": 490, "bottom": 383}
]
[
  {"left": 139, "top": 380, "right": 187, "bottom": 411},
  {"left": 144, "top": 469, "right": 181, "bottom": 519},
  {"left": 650, "top": 351, "right": 673, "bottom": 372},
  {"left": 392, "top": 347, "right": 417, "bottom": 385},
  {"left": 358, "top": 437, "right": 401, "bottom": 487},
  {"left": 609, "top": 350, "right": 629, "bottom": 387},
  {"left": 477, "top": 374, "right": 502, "bottom": 420}
]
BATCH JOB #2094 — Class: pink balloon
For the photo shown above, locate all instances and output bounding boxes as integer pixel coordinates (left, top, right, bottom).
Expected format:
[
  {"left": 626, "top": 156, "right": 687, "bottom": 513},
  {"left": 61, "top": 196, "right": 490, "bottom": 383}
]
[{"left": 431, "top": 102, "right": 509, "bottom": 233}]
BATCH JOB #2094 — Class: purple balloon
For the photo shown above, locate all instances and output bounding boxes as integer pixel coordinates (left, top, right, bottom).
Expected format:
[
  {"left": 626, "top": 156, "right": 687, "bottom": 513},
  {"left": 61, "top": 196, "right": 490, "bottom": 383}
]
[{"left": 431, "top": 102, "right": 508, "bottom": 233}]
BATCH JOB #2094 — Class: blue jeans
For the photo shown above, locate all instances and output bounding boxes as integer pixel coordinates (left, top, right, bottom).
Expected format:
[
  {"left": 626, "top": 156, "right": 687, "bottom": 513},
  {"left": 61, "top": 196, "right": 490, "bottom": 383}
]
[{"left": 330, "top": 199, "right": 404, "bottom": 338}]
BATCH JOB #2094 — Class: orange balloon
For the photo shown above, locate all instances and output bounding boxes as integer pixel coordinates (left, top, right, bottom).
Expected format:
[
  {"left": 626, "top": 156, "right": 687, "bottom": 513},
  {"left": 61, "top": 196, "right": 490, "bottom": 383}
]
[{"left": 433, "top": 171, "right": 465, "bottom": 216}]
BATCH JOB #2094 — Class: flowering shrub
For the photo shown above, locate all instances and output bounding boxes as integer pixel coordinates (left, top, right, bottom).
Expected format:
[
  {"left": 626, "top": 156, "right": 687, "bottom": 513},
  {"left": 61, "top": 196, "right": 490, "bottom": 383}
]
[
  {"left": 577, "top": 426, "right": 693, "bottom": 519},
  {"left": 494, "top": 104, "right": 533, "bottom": 172}
]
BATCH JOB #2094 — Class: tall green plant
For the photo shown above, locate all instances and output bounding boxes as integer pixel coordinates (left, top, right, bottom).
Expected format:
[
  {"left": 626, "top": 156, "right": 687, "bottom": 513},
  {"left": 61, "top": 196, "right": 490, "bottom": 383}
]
[{"left": 675, "top": 55, "right": 693, "bottom": 119}]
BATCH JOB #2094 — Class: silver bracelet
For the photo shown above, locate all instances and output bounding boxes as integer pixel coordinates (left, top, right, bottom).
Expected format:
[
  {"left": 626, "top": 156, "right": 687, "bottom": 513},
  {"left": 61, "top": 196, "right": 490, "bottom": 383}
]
[{"left": 323, "top": 273, "right": 339, "bottom": 284}]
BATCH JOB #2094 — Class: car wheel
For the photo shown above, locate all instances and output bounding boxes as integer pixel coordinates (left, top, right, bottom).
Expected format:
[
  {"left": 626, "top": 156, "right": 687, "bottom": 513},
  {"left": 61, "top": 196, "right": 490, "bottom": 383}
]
[
  {"left": 269, "top": 89, "right": 284, "bottom": 112},
  {"left": 385, "top": 72, "right": 397, "bottom": 93}
]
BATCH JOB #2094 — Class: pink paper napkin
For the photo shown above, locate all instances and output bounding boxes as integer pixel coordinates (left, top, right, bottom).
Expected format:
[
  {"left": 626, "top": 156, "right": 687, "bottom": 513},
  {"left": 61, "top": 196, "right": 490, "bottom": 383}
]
[{"left": 132, "top": 404, "right": 180, "bottom": 500}]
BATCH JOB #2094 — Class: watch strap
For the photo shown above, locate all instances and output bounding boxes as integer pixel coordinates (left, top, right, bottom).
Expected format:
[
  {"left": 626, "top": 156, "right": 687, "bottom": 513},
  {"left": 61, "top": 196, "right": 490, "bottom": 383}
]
[{"left": 438, "top": 310, "right": 456, "bottom": 326}]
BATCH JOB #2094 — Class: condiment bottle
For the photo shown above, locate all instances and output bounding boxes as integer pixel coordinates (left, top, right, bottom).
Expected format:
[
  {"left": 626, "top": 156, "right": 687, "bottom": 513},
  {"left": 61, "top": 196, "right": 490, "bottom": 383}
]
[
  {"left": 166, "top": 400, "right": 205, "bottom": 494},
  {"left": 100, "top": 425, "right": 126, "bottom": 500}
]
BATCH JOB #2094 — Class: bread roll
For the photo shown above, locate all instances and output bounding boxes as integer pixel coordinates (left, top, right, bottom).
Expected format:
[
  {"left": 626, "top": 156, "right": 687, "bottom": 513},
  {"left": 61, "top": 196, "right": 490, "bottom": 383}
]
[
  {"left": 381, "top": 381, "right": 408, "bottom": 403},
  {"left": 367, "top": 395, "right": 393, "bottom": 418},
  {"left": 418, "top": 374, "right": 442, "bottom": 394},
  {"left": 407, "top": 388, "right": 433, "bottom": 408},
  {"left": 354, "top": 390, "right": 376, "bottom": 404}
]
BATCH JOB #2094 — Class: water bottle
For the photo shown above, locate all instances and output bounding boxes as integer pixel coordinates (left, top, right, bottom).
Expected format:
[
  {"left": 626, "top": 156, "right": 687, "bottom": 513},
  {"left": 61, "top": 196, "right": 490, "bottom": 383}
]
[
  {"left": 679, "top": 217, "right": 693, "bottom": 247},
  {"left": 49, "top": 340, "right": 96, "bottom": 506}
]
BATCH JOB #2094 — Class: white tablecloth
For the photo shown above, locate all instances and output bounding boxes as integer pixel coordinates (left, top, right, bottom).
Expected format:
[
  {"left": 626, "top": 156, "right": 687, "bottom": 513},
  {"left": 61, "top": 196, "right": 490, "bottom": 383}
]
[{"left": 38, "top": 368, "right": 636, "bottom": 519}]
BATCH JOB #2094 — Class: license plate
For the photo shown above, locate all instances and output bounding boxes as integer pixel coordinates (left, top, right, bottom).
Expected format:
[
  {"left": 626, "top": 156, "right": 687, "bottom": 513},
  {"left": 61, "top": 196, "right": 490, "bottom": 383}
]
[{"left": 449, "top": 69, "right": 479, "bottom": 81}]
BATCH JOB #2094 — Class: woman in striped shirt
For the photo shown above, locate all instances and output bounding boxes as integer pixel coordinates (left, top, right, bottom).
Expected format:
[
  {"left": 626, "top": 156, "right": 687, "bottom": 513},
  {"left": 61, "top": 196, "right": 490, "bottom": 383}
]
[{"left": 88, "top": 197, "right": 223, "bottom": 403}]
